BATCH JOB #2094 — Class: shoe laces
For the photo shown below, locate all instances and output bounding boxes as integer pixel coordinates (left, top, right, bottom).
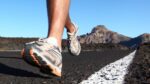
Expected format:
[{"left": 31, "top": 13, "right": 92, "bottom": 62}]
[
  {"left": 25, "top": 38, "right": 47, "bottom": 44},
  {"left": 68, "top": 33, "right": 77, "bottom": 41}
]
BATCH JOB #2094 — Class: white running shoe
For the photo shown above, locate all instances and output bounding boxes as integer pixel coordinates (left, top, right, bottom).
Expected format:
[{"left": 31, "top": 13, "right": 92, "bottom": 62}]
[
  {"left": 67, "top": 23, "right": 81, "bottom": 56},
  {"left": 21, "top": 38, "right": 62, "bottom": 77}
]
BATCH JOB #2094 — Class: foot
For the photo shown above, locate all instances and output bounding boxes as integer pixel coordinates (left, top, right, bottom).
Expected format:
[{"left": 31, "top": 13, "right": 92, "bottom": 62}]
[
  {"left": 21, "top": 38, "right": 62, "bottom": 77},
  {"left": 67, "top": 23, "right": 81, "bottom": 56}
]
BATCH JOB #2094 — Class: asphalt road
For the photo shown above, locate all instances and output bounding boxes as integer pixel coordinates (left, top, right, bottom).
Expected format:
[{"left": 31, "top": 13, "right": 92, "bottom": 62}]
[{"left": 0, "top": 50, "right": 131, "bottom": 84}]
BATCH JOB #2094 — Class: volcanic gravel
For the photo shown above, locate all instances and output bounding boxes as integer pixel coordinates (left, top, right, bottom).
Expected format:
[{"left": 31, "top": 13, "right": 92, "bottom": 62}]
[
  {"left": 124, "top": 43, "right": 150, "bottom": 84},
  {"left": 0, "top": 49, "right": 132, "bottom": 84}
]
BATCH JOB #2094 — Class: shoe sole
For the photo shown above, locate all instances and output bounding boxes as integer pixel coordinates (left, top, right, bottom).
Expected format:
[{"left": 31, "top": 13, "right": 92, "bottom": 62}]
[
  {"left": 21, "top": 48, "right": 61, "bottom": 77},
  {"left": 21, "top": 48, "right": 41, "bottom": 67}
]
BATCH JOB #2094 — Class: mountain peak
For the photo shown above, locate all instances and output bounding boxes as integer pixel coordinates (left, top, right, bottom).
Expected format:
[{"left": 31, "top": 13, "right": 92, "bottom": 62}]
[
  {"left": 79, "top": 25, "right": 130, "bottom": 44},
  {"left": 139, "top": 33, "right": 150, "bottom": 43},
  {"left": 139, "top": 33, "right": 150, "bottom": 37},
  {"left": 91, "top": 25, "right": 108, "bottom": 33}
]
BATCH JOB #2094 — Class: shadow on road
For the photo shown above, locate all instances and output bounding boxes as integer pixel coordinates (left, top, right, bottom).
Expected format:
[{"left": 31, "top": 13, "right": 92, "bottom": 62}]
[
  {"left": 0, "top": 56, "right": 22, "bottom": 59},
  {"left": 0, "top": 62, "right": 50, "bottom": 78}
]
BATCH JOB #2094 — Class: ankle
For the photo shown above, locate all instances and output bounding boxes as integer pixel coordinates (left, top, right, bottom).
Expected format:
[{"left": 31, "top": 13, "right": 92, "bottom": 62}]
[{"left": 67, "top": 23, "right": 75, "bottom": 33}]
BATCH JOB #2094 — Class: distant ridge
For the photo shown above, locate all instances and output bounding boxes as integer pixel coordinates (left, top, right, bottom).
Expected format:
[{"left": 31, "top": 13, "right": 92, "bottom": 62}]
[
  {"left": 0, "top": 25, "right": 149, "bottom": 50},
  {"left": 0, "top": 37, "right": 37, "bottom": 50}
]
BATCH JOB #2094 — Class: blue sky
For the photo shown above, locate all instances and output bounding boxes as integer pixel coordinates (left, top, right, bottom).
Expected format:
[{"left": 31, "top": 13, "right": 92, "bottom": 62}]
[{"left": 0, "top": 0, "right": 150, "bottom": 38}]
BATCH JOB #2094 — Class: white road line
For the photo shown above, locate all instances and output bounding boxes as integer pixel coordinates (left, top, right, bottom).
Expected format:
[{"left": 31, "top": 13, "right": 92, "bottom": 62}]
[{"left": 80, "top": 50, "right": 136, "bottom": 84}]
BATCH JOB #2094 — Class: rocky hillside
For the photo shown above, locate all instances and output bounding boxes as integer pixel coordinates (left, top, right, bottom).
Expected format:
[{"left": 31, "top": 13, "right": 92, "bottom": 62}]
[
  {"left": 79, "top": 25, "right": 131, "bottom": 44},
  {"left": 120, "top": 33, "right": 150, "bottom": 48},
  {"left": 79, "top": 25, "right": 150, "bottom": 48}
]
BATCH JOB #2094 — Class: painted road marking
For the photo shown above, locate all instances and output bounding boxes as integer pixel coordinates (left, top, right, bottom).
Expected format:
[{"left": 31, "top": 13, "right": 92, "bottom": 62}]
[{"left": 80, "top": 50, "right": 136, "bottom": 84}]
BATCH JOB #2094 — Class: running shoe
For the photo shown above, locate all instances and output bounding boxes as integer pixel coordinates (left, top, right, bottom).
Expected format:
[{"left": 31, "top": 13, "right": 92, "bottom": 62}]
[
  {"left": 67, "top": 23, "right": 81, "bottom": 56},
  {"left": 21, "top": 38, "right": 62, "bottom": 77}
]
